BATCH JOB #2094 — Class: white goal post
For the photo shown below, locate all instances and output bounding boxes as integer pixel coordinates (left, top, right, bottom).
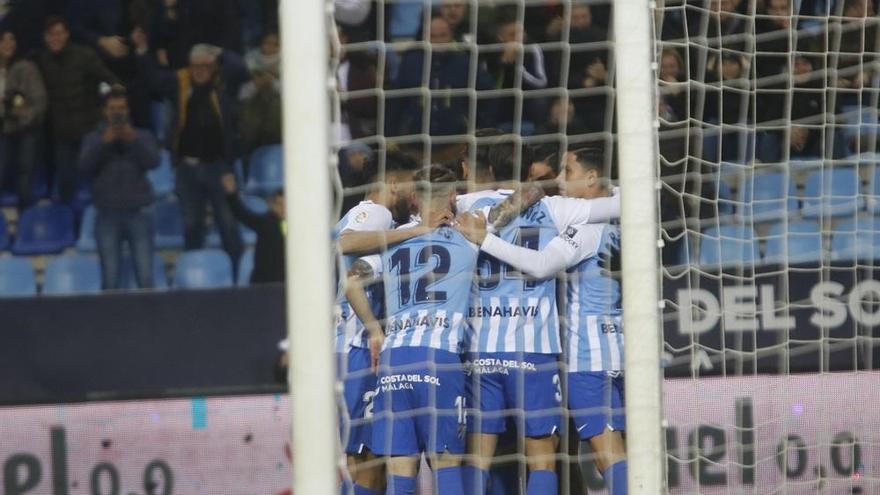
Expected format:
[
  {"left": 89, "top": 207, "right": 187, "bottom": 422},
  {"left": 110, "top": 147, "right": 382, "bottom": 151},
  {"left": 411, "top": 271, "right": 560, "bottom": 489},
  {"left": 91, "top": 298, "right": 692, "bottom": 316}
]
[
  {"left": 281, "top": 0, "right": 338, "bottom": 494},
  {"left": 614, "top": 0, "right": 666, "bottom": 493}
]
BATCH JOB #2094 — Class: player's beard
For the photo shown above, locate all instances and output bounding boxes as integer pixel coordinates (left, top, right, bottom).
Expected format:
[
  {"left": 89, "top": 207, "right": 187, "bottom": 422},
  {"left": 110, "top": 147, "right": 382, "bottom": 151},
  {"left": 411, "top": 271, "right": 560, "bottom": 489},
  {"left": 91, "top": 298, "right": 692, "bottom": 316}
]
[{"left": 391, "top": 196, "right": 412, "bottom": 225}]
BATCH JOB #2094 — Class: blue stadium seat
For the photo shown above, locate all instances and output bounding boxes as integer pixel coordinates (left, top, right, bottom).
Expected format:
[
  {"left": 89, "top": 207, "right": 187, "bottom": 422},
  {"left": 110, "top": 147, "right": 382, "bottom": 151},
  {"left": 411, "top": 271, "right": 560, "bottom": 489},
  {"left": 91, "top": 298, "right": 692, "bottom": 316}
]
[
  {"left": 0, "top": 257, "right": 36, "bottom": 297},
  {"left": 0, "top": 212, "right": 7, "bottom": 251},
  {"left": 801, "top": 167, "right": 862, "bottom": 218},
  {"left": 717, "top": 179, "right": 735, "bottom": 217},
  {"left": 76, "top": 205, "right": 97, "bottom": 252},
  {"left": 699, "top": 224, "right": 759, "bottom": 266},
  {"left": 11, "top": 203, "right": 76, "bottom": 255},
  {"left": 870, "top": 166, "right": 880, "bottom": 213},
  {"left": 119, "top": 253, "right": 169, "bottom": 290},
  {"left": 763, "top": 220, "right": 823, "bottom": 265},
  {"left": 238, "top": 249, "right": 255, "bottom": 286},
  {"left": 154, "top": 198, "right": 184, "bottom": 249},
  {"left": 147, "top": 150, "right": 175, "bottom": 198},
  {"left": 831, "top": 215, "right": 880, "bottom": 261},
  {"left": 174, "top": 249, "right": 233, "bottom": 289},
  {"left": 245, "top": 145, "right": 284, "bottom": 196},
  {"left": 739, "top": 170, "right": 799, "bottom": 222},
  {"left": 43, "top": 255, "right": 101, "bottom": 295}
]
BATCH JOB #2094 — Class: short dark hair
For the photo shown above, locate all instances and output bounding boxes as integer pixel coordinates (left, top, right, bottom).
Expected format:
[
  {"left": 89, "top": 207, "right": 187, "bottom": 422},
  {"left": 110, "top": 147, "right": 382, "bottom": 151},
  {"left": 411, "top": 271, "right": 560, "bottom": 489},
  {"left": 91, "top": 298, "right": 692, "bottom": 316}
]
[
  {"left": 485, "top": 138, "right": 531, "bottom": 182},
  {"left": 568, "top": 147, "right": 605, "bottom": 175},
  {"left": 414, "top": 164, "right": 458, "bottom": 199},
  {"left": 44, "top": 15, "right": 68, "bottom": 33},
  {"left": 466, "top": 128, "right": 504, "bottom": 176}
]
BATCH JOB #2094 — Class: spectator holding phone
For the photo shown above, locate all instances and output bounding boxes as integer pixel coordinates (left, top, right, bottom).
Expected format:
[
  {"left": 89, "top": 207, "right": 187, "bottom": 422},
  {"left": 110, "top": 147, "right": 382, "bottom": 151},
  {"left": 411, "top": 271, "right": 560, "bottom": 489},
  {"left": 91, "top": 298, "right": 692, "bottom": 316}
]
[
  {"left": 79, "top": 86, "right": 160, "bottom": 290},
  {"left": 0, "top": 29, "right": 47, "bottom": 210}
]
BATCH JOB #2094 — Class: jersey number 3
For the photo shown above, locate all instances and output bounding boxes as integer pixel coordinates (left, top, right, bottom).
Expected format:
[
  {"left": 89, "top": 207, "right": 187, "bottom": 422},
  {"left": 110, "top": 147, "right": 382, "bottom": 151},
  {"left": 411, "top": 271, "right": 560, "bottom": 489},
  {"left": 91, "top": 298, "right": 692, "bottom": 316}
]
[{"left": 390, "top": 246, "right": 451, "bottom": 305}]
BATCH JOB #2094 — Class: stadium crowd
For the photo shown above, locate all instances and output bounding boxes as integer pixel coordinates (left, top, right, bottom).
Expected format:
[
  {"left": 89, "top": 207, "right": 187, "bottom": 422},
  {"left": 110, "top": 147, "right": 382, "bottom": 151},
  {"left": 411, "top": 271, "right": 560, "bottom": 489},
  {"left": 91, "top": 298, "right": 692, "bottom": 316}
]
[{"left": 0, "top": 0, "right": 876, "bottom": 286}]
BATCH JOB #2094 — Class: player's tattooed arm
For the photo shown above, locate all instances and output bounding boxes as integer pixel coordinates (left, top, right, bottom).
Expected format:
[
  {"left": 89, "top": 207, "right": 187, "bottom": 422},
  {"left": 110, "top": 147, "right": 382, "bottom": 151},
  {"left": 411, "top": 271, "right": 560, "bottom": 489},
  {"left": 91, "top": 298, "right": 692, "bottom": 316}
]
[
  {"left": 487, "top": 183, "right": 545, "bottom": 229},
  {"left": 344, "top": 259, "right": 385, "bottom": 370},
  {"left": 338, "top": 226, "right": 431, "bottom": 255}
]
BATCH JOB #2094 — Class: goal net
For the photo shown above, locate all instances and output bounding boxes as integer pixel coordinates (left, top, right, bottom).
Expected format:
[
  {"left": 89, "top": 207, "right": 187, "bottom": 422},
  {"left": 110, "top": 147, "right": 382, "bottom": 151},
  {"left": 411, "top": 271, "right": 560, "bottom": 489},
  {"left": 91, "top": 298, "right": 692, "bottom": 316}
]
[
  {"left": 324, "top": 0, "right": 880, "bottom": 493},
  {"left": 656, "top": 0, "right": 880, "bottom": 492}
]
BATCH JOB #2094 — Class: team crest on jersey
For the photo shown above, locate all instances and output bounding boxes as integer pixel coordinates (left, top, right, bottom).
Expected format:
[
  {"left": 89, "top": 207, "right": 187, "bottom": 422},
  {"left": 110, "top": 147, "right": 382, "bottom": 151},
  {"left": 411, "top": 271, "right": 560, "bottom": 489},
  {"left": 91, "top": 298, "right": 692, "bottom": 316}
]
[
  {"left": 564, "top": 226, "right": 579, "bottom": 238},
  {"left": 355, "top": 211, "right": 369, "bottom": 223}
]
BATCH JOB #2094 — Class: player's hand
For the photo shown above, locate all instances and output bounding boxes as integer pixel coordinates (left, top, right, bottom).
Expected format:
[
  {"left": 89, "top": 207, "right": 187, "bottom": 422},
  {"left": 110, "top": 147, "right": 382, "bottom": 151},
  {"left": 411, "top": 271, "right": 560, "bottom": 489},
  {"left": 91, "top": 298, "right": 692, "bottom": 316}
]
[
  {"left": 425, "top": 208, "right": 454, "bottom": 229},
  {"left": 221, "top": 173, "right": 238, "bottom": 194},
  {"left": 455, "top": 211, "right": 487, "bottom": 244},
  {"left": 367, "top": 324, "right": 385, "bottom": 372},
  {"left": 98, "top": 36, "right": 129, "bottom": 58}
]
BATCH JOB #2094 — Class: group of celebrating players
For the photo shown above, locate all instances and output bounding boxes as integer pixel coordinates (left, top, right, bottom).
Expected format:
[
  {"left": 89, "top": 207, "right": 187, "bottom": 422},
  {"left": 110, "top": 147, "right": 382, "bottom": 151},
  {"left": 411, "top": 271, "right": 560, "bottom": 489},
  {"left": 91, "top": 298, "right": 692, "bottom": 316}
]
[{"left": 333, "top": 132, "right": 628, "bottom": 495}]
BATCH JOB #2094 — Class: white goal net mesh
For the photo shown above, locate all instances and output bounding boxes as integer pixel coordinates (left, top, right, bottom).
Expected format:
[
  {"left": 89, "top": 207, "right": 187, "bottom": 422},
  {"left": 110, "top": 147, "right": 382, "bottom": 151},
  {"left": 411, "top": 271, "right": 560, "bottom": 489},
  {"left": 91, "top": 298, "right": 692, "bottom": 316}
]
[{"left": 329, "top": 0, "right": 880, "bottom": 493}]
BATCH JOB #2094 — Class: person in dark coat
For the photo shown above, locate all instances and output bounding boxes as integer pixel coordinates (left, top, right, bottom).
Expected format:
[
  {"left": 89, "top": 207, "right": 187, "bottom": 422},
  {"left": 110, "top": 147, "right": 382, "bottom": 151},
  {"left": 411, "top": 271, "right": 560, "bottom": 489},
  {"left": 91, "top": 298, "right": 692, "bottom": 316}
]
[
  {"left": 0, "top": 29, "right": 47, "bottom": 210},
  {"left": 39, "top": 15, "right": 119, "bottom": 204},
  {"left": 221, "top": 172, "right": 285, "bottom": 285},
  {"left": 79, "top": 87, "right": 160, "bottom": 290},
  {"left": 133, "top": 32, "right": 249, "bottom": 271}
]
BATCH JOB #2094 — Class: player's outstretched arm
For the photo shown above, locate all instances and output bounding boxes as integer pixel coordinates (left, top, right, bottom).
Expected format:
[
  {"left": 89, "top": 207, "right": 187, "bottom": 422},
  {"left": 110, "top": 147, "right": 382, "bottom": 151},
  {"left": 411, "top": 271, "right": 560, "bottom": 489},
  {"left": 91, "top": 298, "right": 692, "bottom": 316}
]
[
  {"left": 456, "top": 213, "right": 592, "bottom": 279},
  {"left": 344, "top": 259, "right": 385, "bottom": 370},
  {"left": 337, "top": 225, "right": 431, "bottom": 255},
  {"left": 484, "top": 183, "right": 546, "bottom": 230},
  {"left": 544, "top": 187, "right": 621, "bottom": 230}
]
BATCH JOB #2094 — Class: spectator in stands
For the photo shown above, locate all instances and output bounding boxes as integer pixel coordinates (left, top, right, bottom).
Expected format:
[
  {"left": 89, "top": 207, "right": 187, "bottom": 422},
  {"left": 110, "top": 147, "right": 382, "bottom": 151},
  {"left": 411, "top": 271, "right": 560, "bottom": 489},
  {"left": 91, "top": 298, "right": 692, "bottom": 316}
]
[
  {"left": 389, "top": 15, "right": 495, "bottom": 136},
  {"left": 567, "top": 4, "right": 608, "bottom": 79},
  {"left": 79, "top": 87, "right": 160, "bottom": 290},
  {"left": 150, "top": 0, "right": 243, "bottom": 70},
  {"left": 64, "top": 0, "right": 153, "bottom": 127},
  {"left": 337, "top": 142, "right": 372, "bottom": 215},
  {"left": 570, "top": 54, "right": 611, "bottom": 132},
  {"left": 788, "top": 125, "right": 821, "bottom": 159},
  {"left": 485, "top": 10, "right": 548, "bottom": 128},
  {"left": 133, "top": 35, "right": 248, "bottom": 271},
  {"left": 658, "top": 48, "right": 687, "bottom": 122},
  {"left": 535, "top": 96, "right": 588, "bottom": 137},
  {"left": 0, "top": 29, "right": 47, "bottom": 210},
  {"left": 221, "top": 173, "right": 285, "bottom": 285},
  {"left": 39, "top": 16, "right": 119, "bottom": 204},
  {"left": 438, "top": 0, "right": 471, "bottom": 42},
  {"left": 0, "top": 0, "right": 66, "bottom": 56},
  {"left": 245, "top": 32, "right": 280, "bottom": 76},
  {"left": 337, "top": 25, "right": 381, "bottom": 140},
  {"left": 239, "top": 57, "right": 281, "bottom": 158}
]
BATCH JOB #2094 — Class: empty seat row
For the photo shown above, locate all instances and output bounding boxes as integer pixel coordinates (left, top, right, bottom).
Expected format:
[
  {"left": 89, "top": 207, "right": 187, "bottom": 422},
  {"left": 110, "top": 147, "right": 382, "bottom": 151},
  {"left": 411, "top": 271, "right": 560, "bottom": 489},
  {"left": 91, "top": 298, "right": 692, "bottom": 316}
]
[
  {"left": 716, "top": 166, "right": 880, "bottom": 222},
  {"left": 0, "top": 194, "right": 269, "bottom": 255},
  {"left": 699, "top": 215, "right": 880, "bottom": 266},
  {"left": 0, "top": 248, "right": 256, "bottom": 297}
]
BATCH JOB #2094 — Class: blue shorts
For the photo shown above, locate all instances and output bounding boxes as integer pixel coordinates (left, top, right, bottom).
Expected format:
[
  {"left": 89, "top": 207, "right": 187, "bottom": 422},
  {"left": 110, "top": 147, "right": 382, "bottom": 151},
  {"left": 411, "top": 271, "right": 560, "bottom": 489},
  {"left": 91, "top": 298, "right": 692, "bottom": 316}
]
[
  {"left": 371, "top": 347, "right": 467, "bottom": 456},
  {"left": 568, "top": 371, "right": 625, "bottom": 440},
  {"left": 466, "top": 352, "right": 562, "bottom": 438},
  {"left": 338, "top": 348, "right": 376, "bottom": 454}
]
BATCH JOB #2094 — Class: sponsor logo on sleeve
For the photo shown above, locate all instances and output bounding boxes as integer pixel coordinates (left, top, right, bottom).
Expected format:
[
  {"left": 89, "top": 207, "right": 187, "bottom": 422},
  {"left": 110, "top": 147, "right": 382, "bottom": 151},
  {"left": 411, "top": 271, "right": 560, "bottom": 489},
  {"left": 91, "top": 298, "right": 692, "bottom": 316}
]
[
  {"left": 355, "top": 211, "right": 369, "bottom": 224},
  {"left": 561, "top": 226, "right": 580, "bottom": 248}
]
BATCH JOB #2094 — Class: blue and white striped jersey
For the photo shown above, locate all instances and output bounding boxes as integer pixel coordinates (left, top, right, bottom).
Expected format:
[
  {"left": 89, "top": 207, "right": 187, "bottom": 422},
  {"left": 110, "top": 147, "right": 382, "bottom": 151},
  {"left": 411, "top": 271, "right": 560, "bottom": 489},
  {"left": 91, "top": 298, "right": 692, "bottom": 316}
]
[
  {"left": 458, "top": 189, "right": 621, "bottom": 355},
  {"left": 364, "top": 227, "right": 478, "bottom": 353},
  {"left": 478, "top": 221, "right": 623, "bottom": 371},
  {"left": 563, "top": 223, "right": 623, "bottom": 372},
  {"left": 468, "top": 197, "right": 561, "bottom": 354},
  {"left": 333, "top": 201, "right": 394, "bottom": 352}
]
